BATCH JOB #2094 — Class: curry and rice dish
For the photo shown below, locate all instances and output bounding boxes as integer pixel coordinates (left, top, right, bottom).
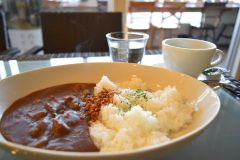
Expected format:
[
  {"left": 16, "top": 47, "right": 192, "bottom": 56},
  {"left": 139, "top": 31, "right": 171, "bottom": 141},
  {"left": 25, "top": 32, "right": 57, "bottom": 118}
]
[{"left": 0, "top": 76, "right": 197, "bottom": 152}]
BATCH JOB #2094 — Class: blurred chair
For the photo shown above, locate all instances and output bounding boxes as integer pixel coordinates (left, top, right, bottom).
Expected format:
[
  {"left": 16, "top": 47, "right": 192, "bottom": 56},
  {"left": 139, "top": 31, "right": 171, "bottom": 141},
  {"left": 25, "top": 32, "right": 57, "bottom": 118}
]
[
  {"left": 190, "top": 2, "right": 226, "bottom": 42},
  {"left": 151, "top": 1, "right": 186, "bottom": 48},
  {"left": 0, "top": 10, "right": 20, "bottom": 55},
  {"left": 215, "top": 23, "right": 234, "bottom": 44},
  {"left": 128, "top": 1, "right": 156, "bottom": 49},
  {"left": 159, "top": 1, "right": 186, "bottom": 28},
  {"left": 28, "top": 12, "right": 122, "bottom": 55}
]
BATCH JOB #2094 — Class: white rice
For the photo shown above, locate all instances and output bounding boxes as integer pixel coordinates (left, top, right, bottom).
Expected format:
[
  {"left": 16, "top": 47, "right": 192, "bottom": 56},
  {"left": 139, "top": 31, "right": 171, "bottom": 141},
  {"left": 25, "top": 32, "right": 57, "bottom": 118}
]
[{"left": 89, "top": 76, "right": 196, "bottom": 152}]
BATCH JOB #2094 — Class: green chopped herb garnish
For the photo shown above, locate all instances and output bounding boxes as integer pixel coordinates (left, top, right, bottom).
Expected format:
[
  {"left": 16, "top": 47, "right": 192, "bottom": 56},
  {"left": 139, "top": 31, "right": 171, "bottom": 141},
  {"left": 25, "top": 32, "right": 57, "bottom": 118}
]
[{"left": 134, "top": 89, "right": 150, "bottom": 101}]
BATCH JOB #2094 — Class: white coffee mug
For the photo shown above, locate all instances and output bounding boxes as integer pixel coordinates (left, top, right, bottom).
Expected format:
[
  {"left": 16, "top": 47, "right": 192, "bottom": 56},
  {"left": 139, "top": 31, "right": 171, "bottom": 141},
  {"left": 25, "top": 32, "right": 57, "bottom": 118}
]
[{"left": 162, "top": 38, "right": 224, "bottom": 77}]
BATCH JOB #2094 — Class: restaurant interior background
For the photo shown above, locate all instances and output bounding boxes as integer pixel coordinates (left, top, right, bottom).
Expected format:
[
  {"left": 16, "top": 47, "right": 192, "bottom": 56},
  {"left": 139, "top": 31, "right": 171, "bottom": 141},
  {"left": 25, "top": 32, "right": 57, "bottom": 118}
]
[{"left": 0, "top": 0, "right": 239, "bottom": 79}]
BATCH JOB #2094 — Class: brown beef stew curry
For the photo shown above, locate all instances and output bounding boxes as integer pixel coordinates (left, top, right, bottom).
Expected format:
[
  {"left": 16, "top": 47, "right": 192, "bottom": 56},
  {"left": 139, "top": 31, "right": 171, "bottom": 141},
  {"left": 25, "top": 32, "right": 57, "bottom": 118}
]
[{"left": 0, "top": 83, "right": 102, "bottom": 152}]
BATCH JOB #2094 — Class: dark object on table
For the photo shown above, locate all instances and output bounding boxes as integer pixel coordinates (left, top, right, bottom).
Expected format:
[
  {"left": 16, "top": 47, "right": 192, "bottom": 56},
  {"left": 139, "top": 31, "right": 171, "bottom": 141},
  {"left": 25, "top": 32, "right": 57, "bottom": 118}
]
[
  {"left": 202, "top": 67, "right": 240, "bottom": 100},
  {"left": 222, "top": 73, "right": 240, "bottom": 100},
  {"left": 190, "top": 2, "right": 226, "bottom": 42},
  {"left": 27, "top": 12, "right": 122, "bottom": 55},
  {"left": 0, "top": 10, "right": 20, "bottom": 55},
  {"left": 203, "top": 67, "right": 229, "bottom": 80}
]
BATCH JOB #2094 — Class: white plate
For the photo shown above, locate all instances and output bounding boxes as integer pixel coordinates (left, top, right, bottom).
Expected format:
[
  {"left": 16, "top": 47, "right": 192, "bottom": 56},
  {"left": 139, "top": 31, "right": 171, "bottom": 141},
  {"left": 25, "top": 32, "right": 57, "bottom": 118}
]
[{"left": 0, "top": 62, "right": 220, "bottom": 160}]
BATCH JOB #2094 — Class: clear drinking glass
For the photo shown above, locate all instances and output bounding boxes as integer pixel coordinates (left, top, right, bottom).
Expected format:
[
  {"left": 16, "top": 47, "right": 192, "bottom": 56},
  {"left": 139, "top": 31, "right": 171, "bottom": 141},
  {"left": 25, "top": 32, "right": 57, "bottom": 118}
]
[{"left": 106, "top": 32, "right": 149, "bottom": 63}]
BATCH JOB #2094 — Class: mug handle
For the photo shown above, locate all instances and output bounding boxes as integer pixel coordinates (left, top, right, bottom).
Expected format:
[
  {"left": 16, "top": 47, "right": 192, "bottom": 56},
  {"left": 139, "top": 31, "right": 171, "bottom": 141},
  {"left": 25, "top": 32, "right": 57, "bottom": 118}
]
[{"left": 210, "top": 49, "right": 225, "bottom": 67}]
